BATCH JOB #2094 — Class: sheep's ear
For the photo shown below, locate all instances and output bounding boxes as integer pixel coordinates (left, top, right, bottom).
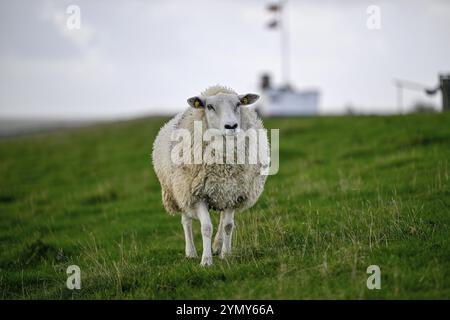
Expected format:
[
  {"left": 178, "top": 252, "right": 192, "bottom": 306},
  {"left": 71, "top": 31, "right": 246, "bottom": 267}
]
[
  {"left": 239, "top": 94, "right": 260, "bottom": 105},
  {"left": 187, "top": 96, "right": 205, "bottom": 108}
]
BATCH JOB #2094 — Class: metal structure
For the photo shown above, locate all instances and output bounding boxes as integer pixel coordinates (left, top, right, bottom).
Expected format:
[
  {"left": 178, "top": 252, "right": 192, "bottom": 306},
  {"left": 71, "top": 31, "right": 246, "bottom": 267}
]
[
  {"left": 431, "top": 74, "right": 450, "bottom": 111},
  {"left": 266, "top": 0, "right": 290, "bottom": 86},
  {"left": 442, "top": 74, "right": 450, "bottom": 111},
  {"left": 393, "top": 79, "right": 430, "bottom": 113},
  {"left": 394, "top": 74, "right": 450, "bottom": 113}
]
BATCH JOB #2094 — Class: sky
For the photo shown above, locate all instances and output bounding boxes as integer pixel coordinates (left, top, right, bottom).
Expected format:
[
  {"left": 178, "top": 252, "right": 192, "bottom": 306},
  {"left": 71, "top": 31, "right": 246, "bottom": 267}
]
[{"left": 0, "top": 0, "right": 449, "bottom": 119}]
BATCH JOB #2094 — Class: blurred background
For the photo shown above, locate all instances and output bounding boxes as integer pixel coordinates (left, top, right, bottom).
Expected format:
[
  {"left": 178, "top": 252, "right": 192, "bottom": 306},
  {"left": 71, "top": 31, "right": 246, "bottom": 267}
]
[{"left": 0, "top": 0, "right": 449, "bottom": 133}]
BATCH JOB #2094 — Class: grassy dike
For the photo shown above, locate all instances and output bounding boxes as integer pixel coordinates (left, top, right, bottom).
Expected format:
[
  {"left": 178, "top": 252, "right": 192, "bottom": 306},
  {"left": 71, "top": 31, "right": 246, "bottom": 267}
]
[{"left": 0, "top": 113, "right": 449, "bottom": 299}]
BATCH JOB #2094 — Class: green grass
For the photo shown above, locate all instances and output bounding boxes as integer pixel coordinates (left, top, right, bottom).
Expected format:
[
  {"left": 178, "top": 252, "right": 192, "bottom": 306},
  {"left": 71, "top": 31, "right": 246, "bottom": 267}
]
[{"left": 0, "top": 113, "right": 449, "bottom": 299}]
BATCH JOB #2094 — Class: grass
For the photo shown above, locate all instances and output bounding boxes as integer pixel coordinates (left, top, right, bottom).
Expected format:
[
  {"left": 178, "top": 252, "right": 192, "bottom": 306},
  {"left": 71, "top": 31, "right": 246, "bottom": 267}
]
[{"left": 0, "top": 113, "right": 449, "bottom": 299}]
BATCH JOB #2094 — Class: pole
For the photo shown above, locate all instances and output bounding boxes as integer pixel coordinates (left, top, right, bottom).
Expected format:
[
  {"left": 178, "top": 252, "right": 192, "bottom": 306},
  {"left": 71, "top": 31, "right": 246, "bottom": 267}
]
[
  {"left": 280, "top": 0, "right": 290, "bottom": 87},
  {"left": 441, "top": 74, "right": 450, "bottom": 111}
]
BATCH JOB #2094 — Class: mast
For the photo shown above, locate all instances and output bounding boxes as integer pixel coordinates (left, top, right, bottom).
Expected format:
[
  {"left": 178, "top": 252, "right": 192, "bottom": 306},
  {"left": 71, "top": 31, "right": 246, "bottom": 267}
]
[{"left": 267, "top": 0, "right": 291, "bottom": 87}]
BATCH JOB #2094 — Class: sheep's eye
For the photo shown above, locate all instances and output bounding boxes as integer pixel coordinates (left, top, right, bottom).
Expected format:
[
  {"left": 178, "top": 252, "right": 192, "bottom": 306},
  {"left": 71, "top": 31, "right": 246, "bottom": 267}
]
[
  {"left": 207, "top": 104, "right": 215, "bottom": 111},
  {"left": 235, "top": 102, "right": 241, "bottom": 110}
]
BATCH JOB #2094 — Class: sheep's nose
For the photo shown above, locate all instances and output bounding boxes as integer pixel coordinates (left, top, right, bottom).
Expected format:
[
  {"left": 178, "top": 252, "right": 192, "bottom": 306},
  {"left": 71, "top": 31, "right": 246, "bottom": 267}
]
[{"left": 224, "top": 123, "right": 238, "bottom": 130}]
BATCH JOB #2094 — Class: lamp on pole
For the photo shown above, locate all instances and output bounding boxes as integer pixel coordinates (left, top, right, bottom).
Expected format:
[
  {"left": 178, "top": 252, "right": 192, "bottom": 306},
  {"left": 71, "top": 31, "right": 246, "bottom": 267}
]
[{"left": 266, "top": 0, "right": 290, "bottom": 87}]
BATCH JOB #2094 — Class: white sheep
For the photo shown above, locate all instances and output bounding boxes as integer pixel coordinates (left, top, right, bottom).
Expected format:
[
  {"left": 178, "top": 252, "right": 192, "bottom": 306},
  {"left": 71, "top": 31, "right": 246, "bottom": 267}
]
[{"left": 152, "top": 85, "right": 268, "bottom": 266}]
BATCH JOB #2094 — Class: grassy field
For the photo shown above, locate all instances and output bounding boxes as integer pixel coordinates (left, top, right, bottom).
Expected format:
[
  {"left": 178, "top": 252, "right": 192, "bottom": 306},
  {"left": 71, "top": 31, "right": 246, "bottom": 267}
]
[{"left": 0, "top": 113, "right": 449, "bottom": 299}]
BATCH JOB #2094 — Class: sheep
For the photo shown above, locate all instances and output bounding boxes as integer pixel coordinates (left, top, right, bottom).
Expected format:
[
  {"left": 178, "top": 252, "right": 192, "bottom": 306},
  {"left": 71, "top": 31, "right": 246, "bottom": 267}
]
[{"left": 152, "top": 85, "right": 268, "bottom": 266}]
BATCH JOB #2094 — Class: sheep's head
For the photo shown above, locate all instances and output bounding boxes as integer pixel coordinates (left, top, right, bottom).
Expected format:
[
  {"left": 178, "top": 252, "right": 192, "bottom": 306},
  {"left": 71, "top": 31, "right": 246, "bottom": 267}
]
[{"left": 187, "top": 90, "right": 259, "bottom": 134}]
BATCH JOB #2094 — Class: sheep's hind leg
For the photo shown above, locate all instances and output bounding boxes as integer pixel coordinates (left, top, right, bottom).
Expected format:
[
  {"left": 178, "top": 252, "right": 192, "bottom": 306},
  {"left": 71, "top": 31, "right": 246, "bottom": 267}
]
[
  {"left": 196, "top": 201, "right": 213, "bottom": 266},
  {"left": 212, "top": 212, "right": 224, "bottom": 255},
  {"left": 220, "top": 209, "right": 235, "bottom": 259},
  {"left": 181, "top": 213, "right": 197, "bottom": 258}
]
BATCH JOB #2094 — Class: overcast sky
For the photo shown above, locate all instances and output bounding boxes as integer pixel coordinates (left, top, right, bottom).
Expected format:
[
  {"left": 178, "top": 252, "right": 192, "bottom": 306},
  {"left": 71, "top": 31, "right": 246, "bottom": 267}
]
[{"left": 0, "top": 0, "right": 449, "bottom": 119}]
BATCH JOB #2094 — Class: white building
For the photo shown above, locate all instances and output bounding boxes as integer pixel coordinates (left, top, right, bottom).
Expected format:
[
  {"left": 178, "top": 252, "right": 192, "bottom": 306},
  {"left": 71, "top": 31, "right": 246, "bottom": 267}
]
[{"left": 260, "top": 87, "right": 320, "bottom": 116}]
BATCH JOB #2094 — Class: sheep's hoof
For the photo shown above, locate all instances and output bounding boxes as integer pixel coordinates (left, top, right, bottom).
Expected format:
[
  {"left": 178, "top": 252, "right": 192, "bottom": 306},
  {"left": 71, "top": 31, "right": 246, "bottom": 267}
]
[
  {"left": 200, "top": 256, "right": 213, "bottom": 267},
  {"left": 186, "top": 251, "right": 198, "bottom": 259},
  {"left": 212, "top": 241, "right": 222, "bottom": 255}
]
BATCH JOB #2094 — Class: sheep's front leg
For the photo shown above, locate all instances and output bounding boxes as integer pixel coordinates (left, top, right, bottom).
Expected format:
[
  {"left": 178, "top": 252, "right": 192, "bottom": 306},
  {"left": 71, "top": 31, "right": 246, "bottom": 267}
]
[
  {"left": 220, "top": 209, "right": 235, "bottom": 259},
  {"left": 181, "top": 213, "right": 197, "bottom": 258},
  {"left": 212, "top": 212, "right": 224, "bottom": 255},
  {"left": 196, "top": 201, "right": 213, "bottom": 266}
]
